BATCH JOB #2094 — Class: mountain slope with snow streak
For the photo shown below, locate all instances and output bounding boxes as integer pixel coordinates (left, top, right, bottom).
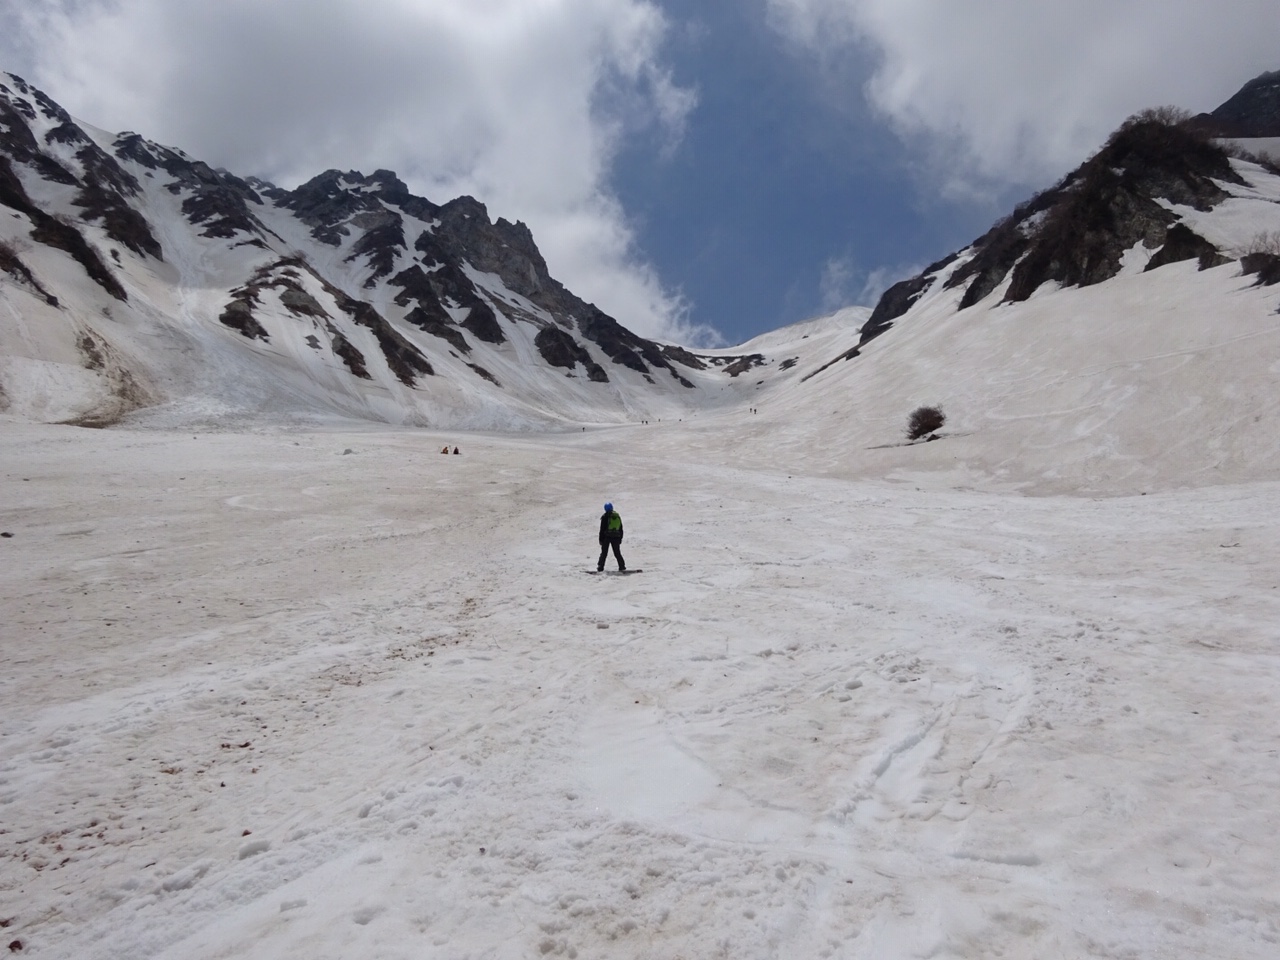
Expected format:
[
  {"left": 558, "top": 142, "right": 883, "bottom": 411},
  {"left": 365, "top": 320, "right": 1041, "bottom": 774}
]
[
  {"left": 719, "top": 128, "right": 1280, "bottom": 494},
  {"left": 1, "top": 72, "right": 813, "bottom": 430}
]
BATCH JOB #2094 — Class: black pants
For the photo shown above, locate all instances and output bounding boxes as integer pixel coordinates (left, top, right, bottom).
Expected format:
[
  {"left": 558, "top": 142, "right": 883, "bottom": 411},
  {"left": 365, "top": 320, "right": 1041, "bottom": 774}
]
[{"left": 598, "top": 538, "right": 625, "bottom": 570}]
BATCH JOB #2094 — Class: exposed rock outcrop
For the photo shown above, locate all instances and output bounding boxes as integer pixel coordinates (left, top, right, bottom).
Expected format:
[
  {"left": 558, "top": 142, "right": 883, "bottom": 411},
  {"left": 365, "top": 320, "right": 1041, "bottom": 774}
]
[
  {"left": 1192, "top": 70, "right": 1280, "bottom": 138},
  {"left": 1145, "top": 223, "right": 1229, "bottom": 273},
  {"left": 856, "top": 113, "right": 1247, "bottom": 350},
  {"left": 859, "top": 253, "right": 958, "bottom": 345},
  {"left": 535, "top": 326, "right": 608, "bottom": 382}
]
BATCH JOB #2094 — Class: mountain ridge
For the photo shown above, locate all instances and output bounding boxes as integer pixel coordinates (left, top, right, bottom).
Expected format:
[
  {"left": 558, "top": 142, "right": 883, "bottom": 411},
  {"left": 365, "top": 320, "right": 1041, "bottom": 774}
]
[
  {"left": 1, "top": 71, "right": 787, "bottom": 429},
  {"left": 5, "top": 70, "right": 1280, "bottom": 493},
  {"left": 851, "top": 92, "right": 1280, "bottom": 356}
]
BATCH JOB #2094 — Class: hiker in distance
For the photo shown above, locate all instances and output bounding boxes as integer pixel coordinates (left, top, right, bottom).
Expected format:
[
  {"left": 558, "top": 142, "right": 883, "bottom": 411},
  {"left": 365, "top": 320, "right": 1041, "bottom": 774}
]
[{"left": 598, "top": 502, "right": 625, "bottom": 572}]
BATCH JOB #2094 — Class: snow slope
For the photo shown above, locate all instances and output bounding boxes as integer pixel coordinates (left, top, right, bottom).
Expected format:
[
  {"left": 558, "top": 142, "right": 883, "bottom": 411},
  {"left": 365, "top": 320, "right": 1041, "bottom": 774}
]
[
  {"left": 676, "top": 156, "right": 1280, "bottom": 495},
  {"left": 5, "top": 76, "right": 1280, "bottom": 960},
  {"left": 2, "top": 418, "right": 1279, "bottom": 959}
]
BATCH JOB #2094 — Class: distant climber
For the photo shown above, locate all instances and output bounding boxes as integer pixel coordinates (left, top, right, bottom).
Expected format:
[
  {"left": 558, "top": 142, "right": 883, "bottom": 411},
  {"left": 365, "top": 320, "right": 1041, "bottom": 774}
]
[
  {"left": 453, "top": 446, "right": 460, "bottom": 455},
  {"left": 440, "top": 445, "right": 449, "bottom": 454},
  {"left": 597, "top": 502, "right": 625, "bottom": 572}
]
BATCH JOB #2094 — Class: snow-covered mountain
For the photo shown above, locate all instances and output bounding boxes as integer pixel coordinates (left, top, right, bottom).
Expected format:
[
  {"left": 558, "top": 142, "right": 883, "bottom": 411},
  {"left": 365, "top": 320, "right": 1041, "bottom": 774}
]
[
  {"left": 1, "top": 72, "right": 832, "bottom": 429},
  {"left": 736, "top": 96, "right": 1280, "bottom": 493},
  {"left": 4, "top": 70, "right": 1280, "bottom": 492}
]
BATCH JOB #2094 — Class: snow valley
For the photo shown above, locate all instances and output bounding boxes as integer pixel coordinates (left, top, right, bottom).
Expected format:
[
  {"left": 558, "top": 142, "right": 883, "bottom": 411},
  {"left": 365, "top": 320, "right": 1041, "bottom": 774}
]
[
  {"left": 3, "top": 419, "right": 1280, "bottom": 959},
  {"left": 4, "top": 69, "right": 1280, "bottom": 958}
]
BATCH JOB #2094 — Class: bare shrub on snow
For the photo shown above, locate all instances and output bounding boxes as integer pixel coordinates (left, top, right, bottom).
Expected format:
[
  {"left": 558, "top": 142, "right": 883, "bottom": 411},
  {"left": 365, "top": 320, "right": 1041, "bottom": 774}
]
[
  {"left": 907, "top": 405, "right": 946, "bottom": 441},
  {"left": 1240, "top": 231, "right": 1280, "bottom": 257}
]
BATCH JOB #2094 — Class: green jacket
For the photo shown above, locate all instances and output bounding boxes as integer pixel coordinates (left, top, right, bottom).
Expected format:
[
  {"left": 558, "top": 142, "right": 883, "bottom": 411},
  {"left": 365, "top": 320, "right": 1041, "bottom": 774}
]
[{"left": 599, "top": 510, "right": 623, "bottom": 544}]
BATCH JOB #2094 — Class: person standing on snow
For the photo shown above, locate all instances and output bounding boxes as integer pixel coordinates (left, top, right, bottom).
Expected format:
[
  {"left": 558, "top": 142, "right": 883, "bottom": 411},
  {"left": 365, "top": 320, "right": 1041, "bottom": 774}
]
[{"left": 598, "top": 502, "right": 625, "bottom": 572}]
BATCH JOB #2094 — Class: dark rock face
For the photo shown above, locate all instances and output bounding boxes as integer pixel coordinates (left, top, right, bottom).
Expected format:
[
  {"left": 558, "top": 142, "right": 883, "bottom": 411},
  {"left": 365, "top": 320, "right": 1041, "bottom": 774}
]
[
  {"left": 404, "top": 304, "right": 472, "bottom": 355},
  {"left": 280, "top": 170, "right": 383, "bottom": 245},
  {"left": 328, "top": 328, "right": 371, "bottom": 379},
  {"left": 467, "top": 362, "right": 500, "bottom": 385},
  {"left": 574, "top": 306, "right": 693, "bottom": 386},
  {"left": 799, "top": 346, "right": 860, "bottom": 383},
  {"left": 0, "top": 78, "right": 78, "bottom": 185},
  {"left": 577, "top": 306, "right": 647, "bottom": 373},
  {"left": 15, "top": 219, "right": 126, "bottom": 301},
  {"left": 330, "top": 290, "right": 435, "bottom": 385},
  {"left": 932, "top": 117, "right": 1240, "bottom": 315},
  {"left": 0, "top": 236, "right": 57, "bottom": 305},
  {"left": 1145, "top": 223, "right": 1229, "bottom": 273},
  {"left": 836, "top": 110, "right": 1263, "bottom": 375},
  {"left": 1001, "top": 120, "right": 1237, "bottom": 304},
  {"left": 723, "top": 354, "right": 765, "bottom": 378},
  {"left": 409, "top": 194, "right": 695, "bottom": 385},
  {"left": 0, "top": 78, "right": 162, "bottom": 263},
  {"left": 220, "top": 260, "right": 326, "bottom": 341},
  {"left": 114, "top": 133, "right": 269, "bottom": 242},
  {"left": 432, "top": 197, "right": 546, "bottom": 296},
  {"left": 178, "top": 174, "right": 266, "bottom": 242},
  {"left": 1198, "top": 70, "right": 1280, "bottom": 138},
  {"left": 66, "top": 137, "right": 163, "bottom": 259},
  {"left": 1002, "top": 181, "right": 1172, "bottom": 303},
  {"left": 58, "top": 129, "right": 166, "bottom": 261},
  {"left": 535, "top": 325, "right": 607, "bottom": 382},
  {"left": 219, "top": 298, "right": 269, "bottom": 341},
  {"left": 393, "top": 239, "right": 508, "bottom": 348},
  {"left": 861, "top": 253, "right": 958, "bottom": 344},
  {"left": 216, "top": 256, "right": 438, "bottom": 385},
  {"left": 461, "top": 300, "right": 504, "bottom": 343},
  {"left": 943, "top": 192, "right": 1058, "bottom": 309},
  {"left": 280, "top": 286, "right": 329, "bottom": 318},
  {"left": 534, "top": 326, "right": 582, "bottom": 368},
  {"left": 29, "top": 213, "right": 129, "bottom": 301},
  {"left": 346, "top": 212, "right": 405, "bottom": 286},
  {"left": 658, "top": 344, "right": 707, "bottom": 371}
]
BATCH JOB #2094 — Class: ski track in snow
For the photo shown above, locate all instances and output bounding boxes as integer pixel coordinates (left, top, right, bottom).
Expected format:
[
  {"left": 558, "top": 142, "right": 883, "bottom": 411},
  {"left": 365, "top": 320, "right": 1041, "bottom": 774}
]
[{"left": 2, "top": 421, "right": 1280, "bottom": 959}]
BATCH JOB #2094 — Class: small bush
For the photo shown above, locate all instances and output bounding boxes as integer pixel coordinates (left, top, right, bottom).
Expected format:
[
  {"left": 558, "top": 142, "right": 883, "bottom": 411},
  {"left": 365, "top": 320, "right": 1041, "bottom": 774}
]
[
  {"left": 907, "top": 405, "right": 946, "bottom": 441},
  {"left": 1240, "top": 230, "right": 1280, "bottom": 257},
  {"left": 1121, "top": 105, "right": 1194, "bottom": 130}
]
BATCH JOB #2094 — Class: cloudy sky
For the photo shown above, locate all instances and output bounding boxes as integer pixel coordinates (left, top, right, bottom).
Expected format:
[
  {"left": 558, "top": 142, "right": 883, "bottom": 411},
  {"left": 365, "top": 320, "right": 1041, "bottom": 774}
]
[{"left": 2, "top": 1, "right": 1278, "bottom": 346}]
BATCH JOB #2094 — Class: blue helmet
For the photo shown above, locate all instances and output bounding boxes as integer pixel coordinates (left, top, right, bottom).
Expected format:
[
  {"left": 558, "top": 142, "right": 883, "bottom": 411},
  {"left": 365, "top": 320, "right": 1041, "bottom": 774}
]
[{"left": 604, "top": 502, "right": 613, "bottom": 512}]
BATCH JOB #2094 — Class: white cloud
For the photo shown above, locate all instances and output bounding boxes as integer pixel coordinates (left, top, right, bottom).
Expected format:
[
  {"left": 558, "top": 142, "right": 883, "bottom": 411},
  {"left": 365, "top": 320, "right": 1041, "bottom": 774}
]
[
  {"left": 1, "top": 0, "right": 703, "bottom": 342},
  {"left": 817, "top": 255, "right": 923, "bottom": 313},
  {"left": 817, "top": 254, "right": 856, "bottom": 313},
  {"left": 767, "top": 0, "right": 1280, "bottom": 191},
  {"left": 855, "top": 262, "right": 921, "bottom": 308}
]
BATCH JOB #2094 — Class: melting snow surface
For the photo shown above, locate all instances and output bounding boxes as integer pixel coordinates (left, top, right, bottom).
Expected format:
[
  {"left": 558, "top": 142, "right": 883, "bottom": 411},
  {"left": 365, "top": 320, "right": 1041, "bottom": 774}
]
[{"left": 2, "top": 416, "right": 1279, "bottom": 959}]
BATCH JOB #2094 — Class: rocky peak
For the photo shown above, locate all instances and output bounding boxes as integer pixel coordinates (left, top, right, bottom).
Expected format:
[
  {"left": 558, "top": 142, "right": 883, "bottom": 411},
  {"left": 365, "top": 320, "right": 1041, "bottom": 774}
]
[
  {"left": 0, "top": 78, "right": 161, "bottom": 261},
  {"left": 1, "top": 73, "right": 707, "bottom": 428},
  {"left": 1201, "top": 69, "right": 1280, "bottom": 138},
  {"left": 280, "top": 169, "right": 391, "bottom": 245},
  {"left": 432, "top": 196, "right": 553, "bottom": 301},
  {"left": 0, "top": 78, "right": 78, "bottom": 184}
]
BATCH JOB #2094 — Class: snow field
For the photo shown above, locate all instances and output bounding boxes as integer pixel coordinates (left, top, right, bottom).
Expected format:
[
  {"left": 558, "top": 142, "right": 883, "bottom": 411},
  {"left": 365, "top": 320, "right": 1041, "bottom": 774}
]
[{"left": 1, "top": 420, "right": 1279, "bottom": 958}]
